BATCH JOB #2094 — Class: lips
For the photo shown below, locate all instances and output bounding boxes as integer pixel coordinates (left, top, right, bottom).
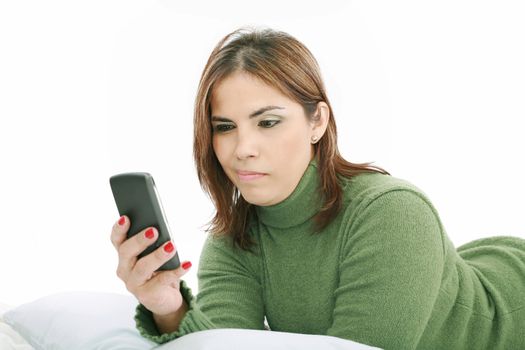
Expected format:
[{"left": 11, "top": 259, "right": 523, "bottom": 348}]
[
  {"left": 236, "top": 170, "right": 267, "bottom": 181},
  {"left": 237, "top": 170, "right": 266, "bottom": 176}
]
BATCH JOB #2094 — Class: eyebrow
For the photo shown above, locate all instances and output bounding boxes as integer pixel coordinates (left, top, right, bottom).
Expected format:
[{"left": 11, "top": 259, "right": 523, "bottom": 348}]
[{"left": 210, "top": 105, "right": 285, "bottom": 122}]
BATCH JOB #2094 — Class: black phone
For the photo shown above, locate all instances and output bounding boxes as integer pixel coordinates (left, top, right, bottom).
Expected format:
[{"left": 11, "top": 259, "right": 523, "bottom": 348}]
[{"left": 109, "top": 172, "right": 180, "bottom": 270}]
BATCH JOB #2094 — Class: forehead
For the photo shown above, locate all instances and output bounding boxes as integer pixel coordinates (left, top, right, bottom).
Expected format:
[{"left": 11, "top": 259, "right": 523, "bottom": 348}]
[{"left": 211, "top": 72, "right": 291, "bottom": 110}]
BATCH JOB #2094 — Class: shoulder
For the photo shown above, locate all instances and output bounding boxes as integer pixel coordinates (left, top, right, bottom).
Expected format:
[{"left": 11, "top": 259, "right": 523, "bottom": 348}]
[
  {"left": 343, "top": 171, "right": 426, "bottom": 199},
  {"left": 334, "top": 173, "right": 447, "bottom": 267},
  {"left": 339, "top": 172, "right": 446, "bottom": 241},
  {"left": 341, "top": 171, "right": 438, "bottom": 214}
]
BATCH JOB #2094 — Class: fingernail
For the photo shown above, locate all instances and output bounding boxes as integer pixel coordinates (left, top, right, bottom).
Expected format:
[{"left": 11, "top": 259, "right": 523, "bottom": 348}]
[
  {"left": 118, "top": 216, "right": 126, "bottom": 226},
  {"left": 182, "top": 261, "right": 192, "bottom": 270},
  {"left": 145, "top": 228, "right": 155, "bottom": 239},
  {"left": 164, "top": 242, "right": 174, "bottom": 253}
]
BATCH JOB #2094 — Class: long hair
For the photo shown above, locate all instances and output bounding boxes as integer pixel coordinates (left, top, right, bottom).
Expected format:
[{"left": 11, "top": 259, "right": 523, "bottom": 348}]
[{"left": 193, "top": 26, "right": 390, "bottom": 252}]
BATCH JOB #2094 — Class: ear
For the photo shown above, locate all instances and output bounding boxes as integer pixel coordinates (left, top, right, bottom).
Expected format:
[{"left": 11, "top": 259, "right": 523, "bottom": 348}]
[{"left": 309, "top": 101, "right": 330, "bottom": 143}]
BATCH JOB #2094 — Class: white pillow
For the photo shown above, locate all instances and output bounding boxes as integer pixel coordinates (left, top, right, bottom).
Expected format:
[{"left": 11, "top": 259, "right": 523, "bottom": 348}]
[
  {"left": 159, "top": 329, "right": 382, "bottom": 350},
  {"left": 3, "top": 291, "right": 155, "bottom": 350},
  {"left": 3, "top": 292, "right": 381, "bottom": 350}
]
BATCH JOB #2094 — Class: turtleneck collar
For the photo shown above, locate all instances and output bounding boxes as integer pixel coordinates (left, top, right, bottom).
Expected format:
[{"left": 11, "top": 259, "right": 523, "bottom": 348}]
[{"left": 255, "top": 158, "right": 322, "bottom": 229}]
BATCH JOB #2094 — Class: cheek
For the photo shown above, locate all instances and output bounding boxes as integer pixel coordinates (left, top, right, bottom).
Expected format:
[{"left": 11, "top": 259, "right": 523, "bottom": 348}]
[
  {"left": 275, "top": 127, "right": 309, "bottom": 156},
  {"left": 212, "top": 137, "right": 225, "bottom": 159},
  {"left": 211, "top": 137, "right": 225, "bottom": 167},
  {"left": 212, "top": 138, "right": 234, "bottom": 178},
  {"left": 212, "top": 137, "right": 237, "bottom": 173}
]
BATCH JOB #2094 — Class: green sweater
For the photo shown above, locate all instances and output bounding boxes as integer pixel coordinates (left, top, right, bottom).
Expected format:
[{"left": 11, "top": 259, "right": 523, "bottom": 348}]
[{"left": 135, "top": 159, "right": 525, "bottom": 349}]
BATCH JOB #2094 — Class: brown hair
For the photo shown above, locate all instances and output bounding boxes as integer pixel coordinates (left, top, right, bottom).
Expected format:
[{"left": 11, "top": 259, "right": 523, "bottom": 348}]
[{"left": 193, "top": 26, "right": 390, "bottom": 252}]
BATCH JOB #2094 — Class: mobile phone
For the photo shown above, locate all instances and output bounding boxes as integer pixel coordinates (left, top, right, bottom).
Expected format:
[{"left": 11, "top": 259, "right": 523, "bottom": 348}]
[{"left": 109, "top": 172, "right": 180, "bottom": 270}]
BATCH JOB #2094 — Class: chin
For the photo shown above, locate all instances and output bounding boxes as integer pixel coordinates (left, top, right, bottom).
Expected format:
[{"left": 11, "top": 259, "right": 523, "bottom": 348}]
[{"left": 240, "top": 192, "right": 274, "bottom": 206}]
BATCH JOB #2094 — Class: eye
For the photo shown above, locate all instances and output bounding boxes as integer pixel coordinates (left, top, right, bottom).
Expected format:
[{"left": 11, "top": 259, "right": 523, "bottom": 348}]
[
  {"left": 212, "top": 120, "right": 280, "bottom": 133},
  {"left": 213, "top": 124, "right": 235, "bottom": 133},
  {"left": 259, "top": 120, "right": 280, "bottom": 128}
]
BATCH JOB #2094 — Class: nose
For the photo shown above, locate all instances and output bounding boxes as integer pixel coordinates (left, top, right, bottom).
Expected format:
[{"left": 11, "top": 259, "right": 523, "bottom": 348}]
[{"left": 234, "top": 128, "right": 259, "bottom": 160}]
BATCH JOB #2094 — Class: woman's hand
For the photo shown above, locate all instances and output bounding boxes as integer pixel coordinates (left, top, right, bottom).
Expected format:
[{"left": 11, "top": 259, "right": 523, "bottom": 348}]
[{"left": 110, "top": 215, "right": 191, "bottom": 317}]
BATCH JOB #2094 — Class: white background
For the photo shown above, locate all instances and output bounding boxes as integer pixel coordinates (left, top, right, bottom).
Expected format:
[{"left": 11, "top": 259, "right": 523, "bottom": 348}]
[{"left": 1, "top": 0, "right": 524, "bottom": 306}]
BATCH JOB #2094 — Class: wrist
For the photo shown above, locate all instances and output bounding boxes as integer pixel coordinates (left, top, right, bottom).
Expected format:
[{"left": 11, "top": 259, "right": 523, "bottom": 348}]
[{"left": 152, "top": 300, "right": 188, "bottom": 334}]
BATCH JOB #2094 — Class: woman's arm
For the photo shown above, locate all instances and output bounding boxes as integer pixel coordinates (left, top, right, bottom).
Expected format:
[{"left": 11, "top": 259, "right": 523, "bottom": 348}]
[{"left": 135, "top": 233, "right": 265, "bottom": 343}]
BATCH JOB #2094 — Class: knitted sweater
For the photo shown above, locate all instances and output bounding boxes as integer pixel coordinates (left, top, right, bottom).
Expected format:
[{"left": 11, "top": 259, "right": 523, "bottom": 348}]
[{"left": 135, "top": 159, "right": 525, "bottom": 350}]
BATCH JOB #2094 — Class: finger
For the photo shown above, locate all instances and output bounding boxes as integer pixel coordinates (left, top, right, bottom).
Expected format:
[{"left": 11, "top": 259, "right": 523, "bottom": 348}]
[
  {"left": 132, "top": 260, "right": 192, "bottom": 313},
  {"left": 110, "top": 215, "right": 130, "bottom": 250},
  {"left": 135, "top": 261, "right": 192, "bottom": 307},
  {"left": 154, "top": 261, "right": 193, "bottom": 287},
  {"left": 116, "top": 226, "right": 159, "bottom": 282},
  {"left": 127, "top": 240, "right": 179, "bottom": 289}
]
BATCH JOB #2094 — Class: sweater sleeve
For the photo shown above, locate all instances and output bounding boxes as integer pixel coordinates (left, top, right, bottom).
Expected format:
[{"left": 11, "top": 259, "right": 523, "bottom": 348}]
[
  {"left": 326, "top": 189, "right": 446, "bottom": 350},
  {"left": 135, "top": 233, "right": 265, "bottom": 343}
]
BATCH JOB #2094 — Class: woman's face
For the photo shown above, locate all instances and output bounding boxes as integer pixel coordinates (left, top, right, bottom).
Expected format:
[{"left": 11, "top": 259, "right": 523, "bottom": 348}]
[{"left": 210, "top": 71, "right": 324, "bottom": 206}]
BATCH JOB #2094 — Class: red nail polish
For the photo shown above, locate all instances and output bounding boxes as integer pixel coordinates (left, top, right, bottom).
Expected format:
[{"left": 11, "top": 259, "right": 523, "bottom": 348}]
[
  {"left": 145, "top": 228, "right": 154, "bottom": 239},
  {"left": 164, "top": 242, "right": 174, "bottom": 253},
  {"left": 182, "top": 261, "right": 192, "bottom": 270},
  {"left": 118, "top": 216, "right": 125, "bottom": 226}
]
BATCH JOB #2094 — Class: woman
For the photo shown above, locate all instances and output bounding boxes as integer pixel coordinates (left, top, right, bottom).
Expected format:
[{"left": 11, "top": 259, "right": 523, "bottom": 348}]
[{"left": 110, "top": 27, "right": 525, "bottom": 349}]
